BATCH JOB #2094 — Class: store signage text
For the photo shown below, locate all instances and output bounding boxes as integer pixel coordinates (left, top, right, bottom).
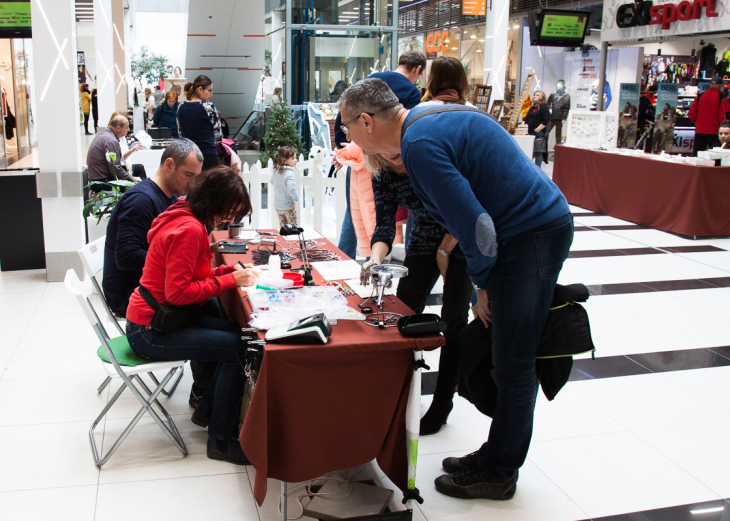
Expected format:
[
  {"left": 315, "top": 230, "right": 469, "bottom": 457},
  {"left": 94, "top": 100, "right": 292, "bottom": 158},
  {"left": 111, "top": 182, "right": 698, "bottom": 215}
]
[
  {"left": 616, "top": 0, "right": 718, "bottom": 30},
  {"left": 426, "top": 31, "right": 449, "bottom": 53}
]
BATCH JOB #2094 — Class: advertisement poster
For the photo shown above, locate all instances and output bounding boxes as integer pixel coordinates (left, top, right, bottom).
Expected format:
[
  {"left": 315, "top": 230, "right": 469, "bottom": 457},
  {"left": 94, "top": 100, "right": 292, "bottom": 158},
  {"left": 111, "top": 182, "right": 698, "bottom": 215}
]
[
  {"left": 653, "top": 83, "right": 678, "bottom": 154},
  {"left": 617, "top": 83, "right": 640, "bottom": 148}
]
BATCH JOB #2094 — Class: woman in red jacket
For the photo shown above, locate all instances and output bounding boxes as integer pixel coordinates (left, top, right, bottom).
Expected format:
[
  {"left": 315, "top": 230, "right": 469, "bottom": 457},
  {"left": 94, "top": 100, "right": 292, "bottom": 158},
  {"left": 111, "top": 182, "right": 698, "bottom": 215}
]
[{"left": 126, "top": 166, "right": 259, "bottom": 465}]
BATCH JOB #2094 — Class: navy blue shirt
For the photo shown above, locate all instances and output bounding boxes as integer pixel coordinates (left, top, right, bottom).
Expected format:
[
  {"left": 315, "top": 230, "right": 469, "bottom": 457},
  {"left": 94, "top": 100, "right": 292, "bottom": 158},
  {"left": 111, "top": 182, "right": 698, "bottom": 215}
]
[
  {"left": 103, "top": 179, "right": 177, "bottom": 314},
  {"left": 177, "top": 100, "right": 221, "bottom": 155},
  {"left": 153, "top": 102, "right": 180, "bottom": 138},
  {"left": 401, "top": 105, "right": 570, "bottom": 288}
]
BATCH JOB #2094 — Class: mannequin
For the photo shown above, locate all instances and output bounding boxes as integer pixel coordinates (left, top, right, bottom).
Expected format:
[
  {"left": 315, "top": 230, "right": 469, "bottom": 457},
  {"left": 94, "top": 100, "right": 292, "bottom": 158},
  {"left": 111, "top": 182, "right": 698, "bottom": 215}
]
[{"left": 546, "top": 79, "right": 570, "bottom": 148}]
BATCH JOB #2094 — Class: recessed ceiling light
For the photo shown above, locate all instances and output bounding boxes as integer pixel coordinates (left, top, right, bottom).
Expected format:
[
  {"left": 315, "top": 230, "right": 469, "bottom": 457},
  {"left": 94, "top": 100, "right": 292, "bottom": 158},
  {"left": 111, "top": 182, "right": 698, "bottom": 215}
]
[
  {"left": 479, "top": 39, "right": 484, "bottom": 42},
  {"left": 476, "top": 49, "right": 481, "bottom": 52},
  {"left": 471, "top": 34, "right": 476, "bottom": 38},
  {"left": 513, "top": 24, "right": 519, "bottom": 28}
]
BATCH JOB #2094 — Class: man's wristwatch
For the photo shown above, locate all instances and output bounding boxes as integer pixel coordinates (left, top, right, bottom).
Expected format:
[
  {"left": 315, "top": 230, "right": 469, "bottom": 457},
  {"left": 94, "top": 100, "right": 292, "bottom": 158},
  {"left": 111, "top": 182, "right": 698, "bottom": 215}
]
[
  {"left": 437, "top": 247, "right": 452, "bottom": 257},
  {"left": 472, "top": 282, "right": 485, "bottom": 292}
]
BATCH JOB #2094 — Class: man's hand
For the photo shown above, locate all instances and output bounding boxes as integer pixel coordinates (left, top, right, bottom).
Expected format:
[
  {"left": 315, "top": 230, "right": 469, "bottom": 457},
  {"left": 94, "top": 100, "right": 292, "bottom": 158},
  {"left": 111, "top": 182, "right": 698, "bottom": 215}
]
[
  {"left": 476, "top": 290, "right": 491, "bottom": 327},
  {"left": 436, "top": 252, "right": 449, "bottom": 280}
]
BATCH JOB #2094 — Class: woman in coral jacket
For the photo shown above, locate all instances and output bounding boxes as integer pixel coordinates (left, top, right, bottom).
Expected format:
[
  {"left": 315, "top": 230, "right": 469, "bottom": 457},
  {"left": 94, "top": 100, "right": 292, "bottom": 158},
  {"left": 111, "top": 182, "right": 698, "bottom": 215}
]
[
  {"left": 335, "top": 142, "right": 377, "bottom": 258},
  {"left": 125, "top": 165, "right": 259, "bottom": 465}
]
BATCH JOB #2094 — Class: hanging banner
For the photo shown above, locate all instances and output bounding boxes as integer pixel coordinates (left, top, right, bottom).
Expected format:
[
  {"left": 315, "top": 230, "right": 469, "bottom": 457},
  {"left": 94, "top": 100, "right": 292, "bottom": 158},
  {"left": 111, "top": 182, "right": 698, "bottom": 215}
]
[
  {"left": 617, "top": 83, "right": 640, "bottom": 148},
  {"left": 653, "top": 82, "right": 678, "bottom": 154}
]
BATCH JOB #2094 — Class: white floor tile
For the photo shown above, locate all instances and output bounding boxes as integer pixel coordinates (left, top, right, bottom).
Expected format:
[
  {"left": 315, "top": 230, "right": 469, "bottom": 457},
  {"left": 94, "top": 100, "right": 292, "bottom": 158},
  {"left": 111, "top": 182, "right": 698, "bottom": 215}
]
[
  {"left": 0, "top": 485, "right": 97, "bottom": 521},
  {"left": 0, "top": 291, "right": 43, "bottom": 317},
  {"left": 98, "top": 413, "right": 245, "bottom": 485},
  {"left": 0, "top": 315, "right": 31, "bottom": 345},
  {"left": 2, "top": 339, "right": 106, "bottom": 380},
  {"left": 573, "top": 215, "right": 637, "bottom": 226},
  {"left": 33, "top": 289, "right": 92, "bottom": 315},
  {"left": 529, "top": 431, "right": 721, "bottom": 519},
  {"left": 569, "top": 232, "right": 645, "bottom": 252},
  {"left": 661, "top": 366, "right": 730, "bottom": 416},
  {"left": 0, "top": 269, "right": 49, "bottom": 294},
  {"left": 0, "top": 375, "right": 109, "bottom": 426},
  {"left": 598, "top": 333, "right": 707, "bottom": 356},
  {"left": 95, "top": 474, "right": 259, "bottom": 521},
  {"left": 634, "top": 419, "right": 730, "bottom": 498},
  {"left": 418, "top": 395, "right": 493, "bottom": 457},
  {"left": 568, "top": 372, "right": 729, "bottom": 431},
  {"left": 18, "top": 313, "right": 99, "bottom": 344},
  {"left": 0, "top": 421, "right": 100, "bottom": 492},
  {"left": 416, "top": 451, "right": 589, "bottom": 521},
  {"left": 0, "top": 343, "right": 17, "bottom": 374}
]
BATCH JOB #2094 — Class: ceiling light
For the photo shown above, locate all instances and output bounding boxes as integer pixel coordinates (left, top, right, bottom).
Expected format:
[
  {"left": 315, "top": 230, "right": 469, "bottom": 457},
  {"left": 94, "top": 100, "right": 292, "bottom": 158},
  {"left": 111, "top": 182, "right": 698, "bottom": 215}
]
[
  {"left": 513, "top": 24, "right": 519, "bottom": 28},
  {"left": 471, "top": 34, "right": 476, "bottom": 38},
  {"left": 479, "top": 39, "right": 484, "bottom": 42},
  {"left": 690, "top": 507, "right": 725, "bottom": 515},
  {"left": 444, "top": 39, "right": 450, "bottom": 42}
]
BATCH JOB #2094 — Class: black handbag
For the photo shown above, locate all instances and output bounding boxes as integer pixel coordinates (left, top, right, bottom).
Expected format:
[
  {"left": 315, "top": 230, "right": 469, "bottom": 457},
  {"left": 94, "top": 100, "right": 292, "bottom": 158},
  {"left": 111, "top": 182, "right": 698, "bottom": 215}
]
[
  {"left": 533, "top": 132, "right": 547, "bottom": 153},
  {"left": 138, "top": 286, "right": 203, "bottom": 333}
]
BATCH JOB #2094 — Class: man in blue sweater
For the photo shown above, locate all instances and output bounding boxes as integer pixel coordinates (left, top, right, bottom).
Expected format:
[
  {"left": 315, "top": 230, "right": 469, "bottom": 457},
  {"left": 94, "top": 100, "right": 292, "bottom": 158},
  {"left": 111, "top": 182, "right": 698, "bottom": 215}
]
[{"left": 339, "top": 78, "right": 573, "bottom": 501}]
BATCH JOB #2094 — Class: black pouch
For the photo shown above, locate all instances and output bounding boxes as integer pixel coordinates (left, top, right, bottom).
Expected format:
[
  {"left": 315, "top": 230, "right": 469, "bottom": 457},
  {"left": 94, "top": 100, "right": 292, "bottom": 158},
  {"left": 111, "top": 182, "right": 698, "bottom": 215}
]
[
  {"left": 139, "top": 286, "right": 202, "bottom": 333},
  {"left": 397, "top": 313, "right": 447, "bottom": 337}
]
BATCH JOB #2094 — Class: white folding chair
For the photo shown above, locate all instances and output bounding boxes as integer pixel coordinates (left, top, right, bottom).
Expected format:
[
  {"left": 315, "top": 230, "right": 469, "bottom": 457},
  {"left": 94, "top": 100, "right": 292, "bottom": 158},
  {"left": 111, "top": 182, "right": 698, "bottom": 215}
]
[
  {"left": 78, "top": 237, "right": 184, "bottom": 398},
  {"left": 64, "top": 269, "right": 188, "bottom": 467}
]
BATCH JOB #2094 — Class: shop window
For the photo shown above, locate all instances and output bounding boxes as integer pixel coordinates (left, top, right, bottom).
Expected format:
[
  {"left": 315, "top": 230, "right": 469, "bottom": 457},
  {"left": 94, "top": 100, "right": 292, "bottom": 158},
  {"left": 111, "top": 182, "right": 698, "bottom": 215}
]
[{"left": 460, "top": 25, "right": 485, "bottom": 100}]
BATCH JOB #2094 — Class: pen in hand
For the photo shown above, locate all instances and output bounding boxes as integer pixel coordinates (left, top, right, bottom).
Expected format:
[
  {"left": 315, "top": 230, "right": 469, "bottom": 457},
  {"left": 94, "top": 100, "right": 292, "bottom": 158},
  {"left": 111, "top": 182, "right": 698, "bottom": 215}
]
[{"left": 238, "top": 261, "right": 247, "bottom": 270}]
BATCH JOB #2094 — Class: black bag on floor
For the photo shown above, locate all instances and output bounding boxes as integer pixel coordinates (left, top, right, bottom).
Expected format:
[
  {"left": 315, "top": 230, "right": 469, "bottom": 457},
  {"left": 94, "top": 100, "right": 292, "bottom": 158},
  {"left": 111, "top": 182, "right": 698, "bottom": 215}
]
[{"left": 458, "top": 284, "right": 596, "bottom": 418}]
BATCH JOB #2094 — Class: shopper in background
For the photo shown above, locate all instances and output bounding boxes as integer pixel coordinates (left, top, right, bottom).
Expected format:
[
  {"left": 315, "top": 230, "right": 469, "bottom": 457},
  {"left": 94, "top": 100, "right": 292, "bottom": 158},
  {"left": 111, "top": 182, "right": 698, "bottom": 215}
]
[
  {"left": 144, "top": 88, "right": 157, "bottom": 123},
  {"left": 86, "top": 114, "right": 140, "bottom": 192},
  {"left": 272, "top": 87, "right": 282, "bottom": 104},
  {"left": 91, "top": 87, "right": 99, "bottom": 133},
  {"left": 125, "top": 166, "right": 259, "bottom": 465},
  {"left": 80, "top": 83, "right": 93, "bottom": 135},
  {"left": 153, "top": 91, "right": 181, "bottom": 138},
  {"left": 638, "top": 83, "right": 657, "bottom": 151},
  {"left": 689, "top": 76, "right": 730, "bottom": 155},
  {"left": 272, "top": 145, "right": 300, "bottom": 227},
  {"left": 177, "top": 75, "right": 223, "bottom": 171},
  {"left": 218, "top": 111, "right": 230, "bottom": 138},
  {"left": 340, "top": 78, "right": 572, "bottom": 501},
  {"left": 524, "top": 90, "right": 550, "bottom": 167},
  {"left": 365, "top": 56, "right": 473, "bottom": 436},
  {"left": 719, "top": 120, "right": 730, "bottom": 149},
  {"left": 153, "top": 85, "right": 164, "bottom": 105}
]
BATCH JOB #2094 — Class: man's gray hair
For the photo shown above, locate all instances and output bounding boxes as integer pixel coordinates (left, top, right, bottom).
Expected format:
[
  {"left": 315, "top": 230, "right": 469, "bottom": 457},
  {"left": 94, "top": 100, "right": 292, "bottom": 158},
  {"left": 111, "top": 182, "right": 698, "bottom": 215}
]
[
  {"left": 109, "top": 115, "right": 127, "bottom": 129},
  {"left": 160, "top": 138, "right": 203, "bottom": 167},
  {"left": 338, "top": 78, "right": 402, "bottom": 120}
]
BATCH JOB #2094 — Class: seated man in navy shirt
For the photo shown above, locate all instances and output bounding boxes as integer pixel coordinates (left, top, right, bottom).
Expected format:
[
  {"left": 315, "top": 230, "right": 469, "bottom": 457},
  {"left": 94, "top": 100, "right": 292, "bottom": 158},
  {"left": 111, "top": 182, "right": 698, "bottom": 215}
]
[{"left": 339, "top": 78, "right": 573, "bottom": 501}]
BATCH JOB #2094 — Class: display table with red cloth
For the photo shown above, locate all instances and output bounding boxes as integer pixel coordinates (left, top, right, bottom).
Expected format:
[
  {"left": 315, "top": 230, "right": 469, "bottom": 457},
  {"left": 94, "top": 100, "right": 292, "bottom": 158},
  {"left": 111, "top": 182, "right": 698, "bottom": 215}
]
[
  {"left": 553, "top": 145, "right": 730, "bottom": 237},
  {"left": 211, "top": 230, "right": 445, "bottom": 506}
]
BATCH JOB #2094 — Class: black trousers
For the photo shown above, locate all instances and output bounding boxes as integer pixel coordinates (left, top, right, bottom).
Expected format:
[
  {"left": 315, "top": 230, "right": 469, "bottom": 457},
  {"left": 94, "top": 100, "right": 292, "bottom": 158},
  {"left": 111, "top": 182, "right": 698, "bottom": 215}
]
[
  {"left": 546, "top": 119, "right": 563, "bottom": 148},
  {"left": 83, "top": 112, "right": 91, "bottom": 133},
  {"left": 397, "top": 254, "right": 473, "bottom": 402},
  {"left": 694, "top": 133, "right": 720, "bottom": 156},
  {"left": 92, "top": 109, "right": 98, "bottom": 131},
  {"left": 203, "top": 154, "right": 221, "bottom": 171}
]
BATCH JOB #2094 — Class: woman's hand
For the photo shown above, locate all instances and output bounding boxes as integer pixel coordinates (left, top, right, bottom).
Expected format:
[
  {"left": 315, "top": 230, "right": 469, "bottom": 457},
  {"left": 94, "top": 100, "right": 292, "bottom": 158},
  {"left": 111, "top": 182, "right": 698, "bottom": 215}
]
[
  {"left": 476, "top": 290, "right": 492, "bottom": 327},
  {"left": 233, "top": 264, "right": 260, "bottom": 287},
  {"left": 292, "top": 202, "right": 296, "bottom": 210}
]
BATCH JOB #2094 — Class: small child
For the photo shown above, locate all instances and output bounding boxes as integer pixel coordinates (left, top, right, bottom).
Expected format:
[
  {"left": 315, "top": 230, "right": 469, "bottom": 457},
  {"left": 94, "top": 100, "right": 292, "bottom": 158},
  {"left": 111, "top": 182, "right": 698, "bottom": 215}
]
[{"left": 272, "top": 145, "right": 300, "bottom": 227}]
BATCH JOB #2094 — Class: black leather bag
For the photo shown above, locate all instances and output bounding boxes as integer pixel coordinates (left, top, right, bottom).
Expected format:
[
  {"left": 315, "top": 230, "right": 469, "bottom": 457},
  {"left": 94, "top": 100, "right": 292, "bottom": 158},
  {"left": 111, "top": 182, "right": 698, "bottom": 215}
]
[
  {"left": 138, "top": 286, "right": 202, "bottom": 333},
  {"left": 533, "top": 131, "right": 547, "bottom": 153}
]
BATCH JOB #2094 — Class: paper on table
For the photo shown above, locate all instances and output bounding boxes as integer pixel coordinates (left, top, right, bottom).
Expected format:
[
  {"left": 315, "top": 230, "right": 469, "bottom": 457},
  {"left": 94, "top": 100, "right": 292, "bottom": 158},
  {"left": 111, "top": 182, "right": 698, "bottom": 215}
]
[
  {"left": 237, "top": 230, "right": 259, "bottom": 240},
  {"left": 344, "top": 278, "right": 396, "bottom": 299},
  {"left": 283, "top": 228, "right": 323, "bottom": 241},
  {"left": 311, "top": 260, "right": 362, "bottom": 281}
]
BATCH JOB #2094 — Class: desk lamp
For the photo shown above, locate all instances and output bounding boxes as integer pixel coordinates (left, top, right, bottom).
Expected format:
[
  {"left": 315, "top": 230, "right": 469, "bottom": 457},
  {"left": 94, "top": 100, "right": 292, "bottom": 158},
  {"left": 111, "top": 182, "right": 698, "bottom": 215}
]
[
  {"left": 279, "top": 224, "right": 314, "bottom": 285},
  {"left": 363, "top": 264, "right": 409, "bottom": 328}
]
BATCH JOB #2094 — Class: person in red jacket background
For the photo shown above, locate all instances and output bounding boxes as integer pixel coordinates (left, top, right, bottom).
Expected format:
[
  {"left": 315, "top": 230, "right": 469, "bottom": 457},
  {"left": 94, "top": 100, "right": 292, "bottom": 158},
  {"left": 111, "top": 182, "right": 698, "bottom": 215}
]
[
  {"left": 125, "top": 166, "right": 259, "bottom": 465},
  {"left": 689, "top": 76, "right": 730, "bottom": 156}
]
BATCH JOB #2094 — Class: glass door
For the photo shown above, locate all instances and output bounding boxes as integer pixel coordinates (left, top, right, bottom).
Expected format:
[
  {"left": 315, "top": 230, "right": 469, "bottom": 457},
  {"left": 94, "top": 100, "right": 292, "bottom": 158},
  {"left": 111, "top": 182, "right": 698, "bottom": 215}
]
[{"left": 12, "top": 39, "right": 30, "bottom": 157}]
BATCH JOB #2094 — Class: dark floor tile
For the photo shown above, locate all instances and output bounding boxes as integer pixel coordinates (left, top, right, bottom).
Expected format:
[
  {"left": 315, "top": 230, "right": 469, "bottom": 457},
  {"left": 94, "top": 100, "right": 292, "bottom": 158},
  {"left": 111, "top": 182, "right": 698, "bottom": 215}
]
[
  {"left": 710, "top": 345, "right": 730, "bottom": 360},
  {"left": 583, "top": 498, "right": 730, "bottom": 520},
  {"left": 587, "top": 283, "right": 656, "bottom": 295},
  {"left": 571, "top": 211, "right": 603, "bottom": 216},
  {"left": 421, "top": 371, "right": 437, "bottom": 396},
  {"left": 702, "top": 277, "right": 730, "bottom": 288},
  {"left": 569, "top": 356, "right": 652, "bottom": 381},
  {"left": 574, "top": 224, "right": 648, "bottom": 232},
  {"left": 642, "top": 279, "right": 717, "bottom": 291},
  {"left": 627, "top": 348, "right": 730, "bottom": 373},
  {"left": 569, "top": 249, "right": 628, "bottom": 258},
  {"left": 615, "top": 247, "right": 665, "bottom": 256},
  {"left": 664, "top": 245, "right": 727, "bottom": 253}
]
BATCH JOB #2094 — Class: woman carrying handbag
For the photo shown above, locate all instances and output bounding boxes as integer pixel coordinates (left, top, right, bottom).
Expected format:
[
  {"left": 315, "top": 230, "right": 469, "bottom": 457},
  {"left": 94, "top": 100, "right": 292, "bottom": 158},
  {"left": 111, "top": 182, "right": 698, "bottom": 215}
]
[{"left": 525, "top": 91, "right": 551, "bottom": 168}]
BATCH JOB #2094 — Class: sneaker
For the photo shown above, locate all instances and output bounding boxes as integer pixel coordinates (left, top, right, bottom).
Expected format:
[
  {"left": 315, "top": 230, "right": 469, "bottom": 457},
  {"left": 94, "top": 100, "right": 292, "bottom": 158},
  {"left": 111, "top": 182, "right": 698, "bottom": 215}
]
[
  {"left": 442, "top": 451, "right": 480, "bottom": 474},
  {"left": 434, "top": 468, "right": 518, "bottom": 500},
  {"left": 189, "top": 387, "right": 203, "bottom": 408},
  {"left": 206, "top": 437, "right": 251, "bottom": 465}
]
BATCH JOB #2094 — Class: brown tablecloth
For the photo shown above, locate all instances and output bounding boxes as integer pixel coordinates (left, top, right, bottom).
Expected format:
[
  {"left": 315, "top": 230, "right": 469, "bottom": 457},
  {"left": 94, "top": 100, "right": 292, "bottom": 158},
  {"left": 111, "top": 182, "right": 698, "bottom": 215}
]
[
  {"left": 553, "top": 145, "right": 730, "bottom": 237},
  {"left": 211, "top": 231, "right": 445, "bottom": 506}
]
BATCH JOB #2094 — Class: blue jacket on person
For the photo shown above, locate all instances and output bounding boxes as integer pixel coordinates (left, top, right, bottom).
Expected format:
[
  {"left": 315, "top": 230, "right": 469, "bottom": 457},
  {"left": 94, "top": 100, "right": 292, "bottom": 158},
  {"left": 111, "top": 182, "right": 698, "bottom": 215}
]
[{"left": 152, "top": 102, "right": 180, "bottom": 138}]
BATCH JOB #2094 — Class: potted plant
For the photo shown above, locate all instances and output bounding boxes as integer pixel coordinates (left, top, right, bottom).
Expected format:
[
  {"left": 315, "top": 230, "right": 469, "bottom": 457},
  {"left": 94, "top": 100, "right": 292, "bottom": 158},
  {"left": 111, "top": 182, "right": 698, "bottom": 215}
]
[{"left": 83, "top": 180, "right": 134, "bottom": 242}]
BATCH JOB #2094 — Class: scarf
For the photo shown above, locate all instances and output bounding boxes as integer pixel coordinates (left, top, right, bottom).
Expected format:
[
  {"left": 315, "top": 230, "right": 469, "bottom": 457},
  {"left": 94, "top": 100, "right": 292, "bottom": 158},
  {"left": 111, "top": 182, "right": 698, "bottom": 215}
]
[{"left": 432, "top": 89, "right": 462, "bottom": 103}]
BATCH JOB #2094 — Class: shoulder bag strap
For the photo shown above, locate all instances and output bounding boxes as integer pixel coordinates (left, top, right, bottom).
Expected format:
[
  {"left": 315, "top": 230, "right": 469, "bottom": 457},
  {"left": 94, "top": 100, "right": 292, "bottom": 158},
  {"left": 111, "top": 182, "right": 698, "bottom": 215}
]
[
  {"left": 138, "top": 285, "right": 161, "bottom": 312},
  {"left": 400, "top": 104, "right": 489, "bottom": 143}
]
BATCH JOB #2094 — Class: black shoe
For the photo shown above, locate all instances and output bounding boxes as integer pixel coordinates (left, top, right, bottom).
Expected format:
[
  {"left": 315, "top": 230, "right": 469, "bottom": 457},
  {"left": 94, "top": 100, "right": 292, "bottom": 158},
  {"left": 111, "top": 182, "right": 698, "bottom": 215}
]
[
  {"left": 442, "top": 450, "right": 480, "bottom": 474},
  {"left": 189, "top": 386, "right": 204, "bottom": 408},
  {"left": 420, "top": 399, "right": 453, "bottom": 436},
  {"left": 434, "top": 469, "right": 518, "bottom": 500},
  {"left": 85, "top": 132, "right": 93, "bottom": 135},
  {"left": 191, "top": 406, "right": 211, "bottom": 428},
  {"left": 206, "top": 437, "right": 250, "bottom": 465}
]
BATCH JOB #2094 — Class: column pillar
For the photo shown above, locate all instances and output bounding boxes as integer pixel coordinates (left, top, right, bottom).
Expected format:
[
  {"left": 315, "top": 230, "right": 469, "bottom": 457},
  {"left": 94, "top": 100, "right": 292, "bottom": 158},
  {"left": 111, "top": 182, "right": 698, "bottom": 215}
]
[
  {"left": 30, "top": 0, "right": 85, "bottom": 281},
  {"left": 94, "top": 0, "right": 115, "bottom": 127},
  {"left": 111, "top": 0, "right": 127, "bottom": 112},
  {"left": 484, "top": 0, "right": 509, "bottom": 107}
]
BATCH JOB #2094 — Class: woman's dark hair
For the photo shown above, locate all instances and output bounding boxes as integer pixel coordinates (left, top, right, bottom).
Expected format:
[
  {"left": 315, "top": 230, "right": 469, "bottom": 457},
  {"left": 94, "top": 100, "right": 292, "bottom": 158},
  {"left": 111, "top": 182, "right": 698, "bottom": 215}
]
[
  {"left": 186, "top": 165, "right": 251, "bottom": 228},
  {"left": 185, "top": 75, "right": 212, "bottom": 100},
  {"left": 647, "top": 83, "right": 658, "bottom": 93},
  {"left": 427, "top": 57, "right": 470, "bottom": 103},
  {"left": 272, "top": 145, "right": 297, "bottom": 174}
]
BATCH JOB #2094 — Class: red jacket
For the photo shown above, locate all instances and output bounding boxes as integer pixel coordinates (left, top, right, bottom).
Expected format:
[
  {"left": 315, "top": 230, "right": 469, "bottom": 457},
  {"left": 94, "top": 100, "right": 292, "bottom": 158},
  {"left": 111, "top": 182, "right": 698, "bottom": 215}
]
[
  {"left": 688, "top": 88, "right": 730, "bottom": 134},
  {"left": 126, "top": 200, "right": 237, "bottom": 326}
]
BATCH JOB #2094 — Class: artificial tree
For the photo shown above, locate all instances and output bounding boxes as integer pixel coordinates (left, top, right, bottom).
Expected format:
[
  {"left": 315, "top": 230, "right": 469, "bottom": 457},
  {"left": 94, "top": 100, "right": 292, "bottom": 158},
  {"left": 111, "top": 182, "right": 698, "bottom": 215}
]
[
  {"left": 260, "top": 101, "right": 306, "bottom": 165},
  {"left": 131, "top": 46, "right": 169, "bottom": 103}
]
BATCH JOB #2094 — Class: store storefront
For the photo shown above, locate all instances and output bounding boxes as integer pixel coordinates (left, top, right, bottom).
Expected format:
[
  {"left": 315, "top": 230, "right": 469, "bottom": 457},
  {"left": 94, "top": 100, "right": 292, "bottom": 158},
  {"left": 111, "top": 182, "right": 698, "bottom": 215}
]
[{"left": 0, "top": 37, "right": 37, "bottom": 167}]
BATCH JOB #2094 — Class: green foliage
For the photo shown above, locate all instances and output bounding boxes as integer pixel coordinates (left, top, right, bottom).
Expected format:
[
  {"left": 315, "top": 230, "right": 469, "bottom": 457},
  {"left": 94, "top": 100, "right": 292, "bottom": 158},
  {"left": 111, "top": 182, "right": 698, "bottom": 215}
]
[
  {"left": 131, "top": 46, "right": 169, "bottom": 90},
  {"left": 260, "top": 102, "right": 306, "bottom": 165},
  {"left": 82, "top": 181, "right": 135, "bottom": 225}
]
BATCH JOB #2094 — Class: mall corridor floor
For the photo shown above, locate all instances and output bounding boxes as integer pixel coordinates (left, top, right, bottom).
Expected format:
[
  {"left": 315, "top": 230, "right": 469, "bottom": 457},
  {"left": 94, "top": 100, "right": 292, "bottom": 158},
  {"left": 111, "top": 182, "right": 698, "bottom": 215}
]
[{"left": 1, "top": 205, "right": 729, "bottom": 521}]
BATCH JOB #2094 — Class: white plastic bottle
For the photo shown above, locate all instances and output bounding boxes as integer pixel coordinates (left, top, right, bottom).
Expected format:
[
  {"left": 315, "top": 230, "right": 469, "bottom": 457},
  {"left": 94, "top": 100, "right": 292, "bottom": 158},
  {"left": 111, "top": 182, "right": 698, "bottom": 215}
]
[{"left": 268, "top": 250, "right": 283, "bottom": 279}]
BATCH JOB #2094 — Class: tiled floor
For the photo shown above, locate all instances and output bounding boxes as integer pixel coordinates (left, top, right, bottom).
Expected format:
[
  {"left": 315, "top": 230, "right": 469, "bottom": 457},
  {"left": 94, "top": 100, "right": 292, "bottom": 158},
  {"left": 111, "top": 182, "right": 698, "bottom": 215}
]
[{"left": 1, "top": 205, "right": 730, "bottom": 520}]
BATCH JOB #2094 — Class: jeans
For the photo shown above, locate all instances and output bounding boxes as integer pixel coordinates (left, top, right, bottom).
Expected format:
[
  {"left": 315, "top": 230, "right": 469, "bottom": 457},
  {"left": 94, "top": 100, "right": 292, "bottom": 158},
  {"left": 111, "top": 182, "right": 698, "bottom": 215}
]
[
  {"left": 534, "top": 152, "right": 544, "bottom": 167},
  {"left": 397, "top": 254, "right": 473, "bottom": 402},
  {"left": 477, "top": 213, "right": 573, "bottom": 482},
  {"left": 126, "top": 314, "right": 246, "bottom": 441},
  {"left": 338, "top": 168, "right": 357, "bottom": 259},
  {"left": 202, "top": 154, "right": 221, "bottom": 171},
  {"left": 404, "top": 213, "right": 413, "bottom": 250}
]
